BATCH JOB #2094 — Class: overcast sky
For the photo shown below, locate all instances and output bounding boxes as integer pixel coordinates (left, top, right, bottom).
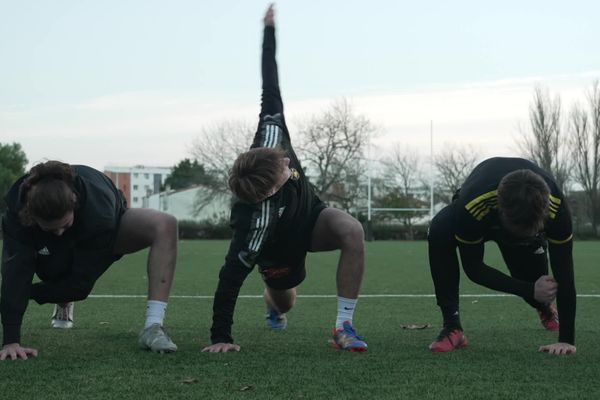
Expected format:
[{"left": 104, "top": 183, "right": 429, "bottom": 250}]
[{"left": 1, "top": 0, "right": 599, "bottom": 171}]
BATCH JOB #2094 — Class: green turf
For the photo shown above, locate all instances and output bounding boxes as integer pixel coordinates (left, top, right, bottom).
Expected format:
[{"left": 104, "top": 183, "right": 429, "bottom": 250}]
[{"left": 1, "top": 241, "right": 599, "bottom": 399}]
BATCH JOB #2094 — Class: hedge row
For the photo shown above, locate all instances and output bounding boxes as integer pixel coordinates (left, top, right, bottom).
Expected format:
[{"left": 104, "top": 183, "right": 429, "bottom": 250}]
[
  {"left": 176, "top": 219, "right": 430, "bottom": 241},
  {"left": 0, "top": 220, "right": 595, "bottom": 241}
]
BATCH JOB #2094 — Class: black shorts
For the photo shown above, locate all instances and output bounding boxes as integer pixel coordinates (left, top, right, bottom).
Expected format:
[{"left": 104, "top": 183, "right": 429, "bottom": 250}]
[{"left": 258, "top": 199, "right": 326, "bottom": 290}]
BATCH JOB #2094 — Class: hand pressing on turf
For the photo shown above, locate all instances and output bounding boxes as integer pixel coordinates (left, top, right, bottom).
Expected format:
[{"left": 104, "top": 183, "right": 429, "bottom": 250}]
[
  {"left": 202, "top": 343, "right": 241, "bottom": 353},
  {"left": 0, "top": 343, "right": 38, "bottom": 361},
  {"left": 534, "top": 275, "right": 557, "bottom": 304},
  {"left": 539, "top": 342, "right": 576, "bottom": 355},
  {"left": 264, "top": 3, "right": 275, "bottom": 26}
]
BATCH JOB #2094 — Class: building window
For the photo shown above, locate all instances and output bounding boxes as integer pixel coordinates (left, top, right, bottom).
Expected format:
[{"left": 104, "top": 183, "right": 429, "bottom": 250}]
[
  {"left": 133, "top": 173, "right": 139, "bottom": 178},
  {"left": 133, "top": 197, "right": 139, "bottom": 203},
  {"left": 154, "top": 174, "right": 163, "bottom": 193},
  {"left": 133, "top": 185, "right": 138, "bottom": 190},
  {"left": 144, "top": 173, "right": 149, "bottom": 179}
]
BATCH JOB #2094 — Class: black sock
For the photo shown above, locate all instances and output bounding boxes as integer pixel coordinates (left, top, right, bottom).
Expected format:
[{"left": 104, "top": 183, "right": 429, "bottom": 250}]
[{"left": 441, "top": 306, "right": 462, "bottom": 330}]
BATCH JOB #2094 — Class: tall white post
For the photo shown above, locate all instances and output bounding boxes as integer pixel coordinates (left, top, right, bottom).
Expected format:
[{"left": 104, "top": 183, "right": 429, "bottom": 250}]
[
  {"left": 367, "top": 176, "right": 372, "bottom": 221},
  {"left": 430, "top": 120, "right": 434, "bottom": 221}
]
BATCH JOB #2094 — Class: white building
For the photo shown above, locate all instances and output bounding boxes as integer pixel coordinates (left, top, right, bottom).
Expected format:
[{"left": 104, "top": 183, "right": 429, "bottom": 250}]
[
  {"left": 104, "top": 165, "right": 172, "bottom": 208},
  {"left": 145, "top": 185, "right": 230, "bottom": 222}
]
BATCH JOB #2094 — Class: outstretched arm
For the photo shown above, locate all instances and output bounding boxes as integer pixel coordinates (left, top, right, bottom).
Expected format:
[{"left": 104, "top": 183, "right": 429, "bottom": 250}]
[
  {"left": 251, "top": 4, "right": 296, "bottom": 154},
  {"left": 540, "top": 204, "right": 576, "bottom": 353},
  {"left": 260, "top": 4, "right": 283, "bottom": 118},
  {"left": 1, "top": 215, "right": 36, "bottom": 351},
  {"left": 264, "top": 3, "right": 274, "bottom": 26},
  {"left": 0, "top": 227, "right": 39, "bottom": 360},
  {"left": 203, "top": 204, "right": 262, "bottom": 352}
]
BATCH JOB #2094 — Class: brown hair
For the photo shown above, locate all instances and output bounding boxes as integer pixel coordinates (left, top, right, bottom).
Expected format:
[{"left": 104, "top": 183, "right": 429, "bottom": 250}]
[
  {"left": 229, "top": 147, "right": 287, "bottom": 203},
  {"left": 19, "top": 161, "right": 77, "bottom": 226},
  {"left": 497, "top": 169, "right": 550, "bottom": 236}
]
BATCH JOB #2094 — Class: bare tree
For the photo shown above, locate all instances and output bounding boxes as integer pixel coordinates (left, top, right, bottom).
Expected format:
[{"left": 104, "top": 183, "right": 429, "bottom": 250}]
[
  {"left": 434, "top": 143, "right": 479, "bottom": 204},
  {"left": 297, "top": 98, "right": 375, "bottom": 211},
  {"left": 383, "top": 145, "right": 421, "bottom": 196},
  {"left": 379, "top": 145, "right": 427, "bottom": 237},
  {"left": 434, "top": 143, "right": 480, "bottom": 204},
  {"left": 569, "top": 81, "right": 600, "bottom": 236},
  {"left": 518, "top": 86, "right": 570, "bottom": 191},
  {"left": 189, "top": 120, "right": 254, "bottom": 212}
]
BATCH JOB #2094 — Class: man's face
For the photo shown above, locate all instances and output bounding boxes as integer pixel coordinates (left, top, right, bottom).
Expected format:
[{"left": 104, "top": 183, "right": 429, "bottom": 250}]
[
  {"left": 35, "top": 211, "right": 75, "bottom": 236},
  {"left": 499, "top": 212, "right": 540, "bottom": 241}
]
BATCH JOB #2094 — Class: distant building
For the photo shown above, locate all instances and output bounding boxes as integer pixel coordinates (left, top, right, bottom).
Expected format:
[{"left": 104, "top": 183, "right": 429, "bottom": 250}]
[
  {"left": 145, "top": 186, "right": 230, "bottom": 222},
  {"left": 104, "top": 165, "right": 172, "bottom": 208}
]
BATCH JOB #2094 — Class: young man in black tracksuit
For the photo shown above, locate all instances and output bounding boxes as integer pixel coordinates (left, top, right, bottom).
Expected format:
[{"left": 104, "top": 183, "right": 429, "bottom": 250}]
[
  {"left": 428, "top": 157, "right": 576, "bottom": 355},
  {"left": 202, "top": 5, "right": 367, "bottom": 353},
  {"left": 1, "top": 162, "right": 178, "bottom": 360}
]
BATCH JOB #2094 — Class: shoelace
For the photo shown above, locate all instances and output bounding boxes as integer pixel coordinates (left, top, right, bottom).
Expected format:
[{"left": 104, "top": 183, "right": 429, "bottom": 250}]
[
  {"left": 542, "top": 313, "right": 559, "bottom": 323},
  {"left": 435, "top": 327, "right": 460, "bottom": 341},
  {"left": 56, "top": 305, "right": 69, "bottom": 320},
  {"left": 342, "top": 324, "right": 364, "bottom": 340},
  {"left": 266, "top": 308, "right": 283, "bottom": 320},
  {"left": 539, "top": 307, "right": 558, "bottom": 322},
  {"left": 159, "top": 325, "right": 173, "bottom": 338}
]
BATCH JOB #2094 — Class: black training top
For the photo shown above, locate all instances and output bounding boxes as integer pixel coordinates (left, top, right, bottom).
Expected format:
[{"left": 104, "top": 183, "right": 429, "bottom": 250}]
[
  {"left": 209, "top": 26, "right": 319, "bottom": 344},
  {"left": 1, "top": 165, "right": 125, "bottom": 345},
  {"left": 454, "top": 157, "right": 575, "bottom": 344}
]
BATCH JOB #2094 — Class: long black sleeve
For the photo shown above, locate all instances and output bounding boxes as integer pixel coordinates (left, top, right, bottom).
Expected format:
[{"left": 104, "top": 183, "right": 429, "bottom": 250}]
[
  {"left": 458, "top": 243, "right": 534, "bottom": 298},
  {"left": 209, "top": 202, "right": 267, "bottom": 344},
  {"left": 210, "top": 262, "right": 253, "bottom": 344},
  {"left": 548, "top": 241, "right": 576, "bottom": 344},
  {"left": 259, "top": 26, "right": 283, "bottom": 118},
  {"left": 0, "top": 223, "right": 36, "bottom": 346}
]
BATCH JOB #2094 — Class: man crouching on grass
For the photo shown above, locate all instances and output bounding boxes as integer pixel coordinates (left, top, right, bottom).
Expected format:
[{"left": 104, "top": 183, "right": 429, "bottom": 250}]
[
  {"left": 427, "top": 157, "right": 576, "bottom": 355},
  {"left": 202, "top": 4, "right": 367, "bottom": 353},
  {"left": 1, "top": 161, "right": 178, "bottom": 360}
]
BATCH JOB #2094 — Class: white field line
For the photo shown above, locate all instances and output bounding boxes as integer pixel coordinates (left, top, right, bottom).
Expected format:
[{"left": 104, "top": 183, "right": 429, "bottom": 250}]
[{"left": 87, "top": 294, "right": 600, "bottom": 299}]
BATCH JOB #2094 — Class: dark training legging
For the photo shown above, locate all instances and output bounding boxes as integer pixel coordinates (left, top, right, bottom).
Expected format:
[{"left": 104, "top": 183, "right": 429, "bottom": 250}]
[{"left": 428, "top": 203, "right": 549, "bottom": 314}]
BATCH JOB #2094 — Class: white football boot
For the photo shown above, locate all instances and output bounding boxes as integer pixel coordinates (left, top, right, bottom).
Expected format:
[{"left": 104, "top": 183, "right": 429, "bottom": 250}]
[
  {"left": 51, "top": 302, "right": 74, "bottom": 329},
  {"left": 138, "top": 324, "right": 178, "bottom": 353}
]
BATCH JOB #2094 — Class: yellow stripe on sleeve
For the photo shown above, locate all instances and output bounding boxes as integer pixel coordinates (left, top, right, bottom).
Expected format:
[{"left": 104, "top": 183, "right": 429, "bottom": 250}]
[
  {"left": 549, "top": 194, "right": 562, "bottom": 206},
  {"left": 547, "top": 234, "right": 573, "bottom": 245},
  {"left": 465, "top": 190, "right": 498, "bottom": 212},
  {"left": 455, "top": 235, "right": 484, "bottom": 244}
]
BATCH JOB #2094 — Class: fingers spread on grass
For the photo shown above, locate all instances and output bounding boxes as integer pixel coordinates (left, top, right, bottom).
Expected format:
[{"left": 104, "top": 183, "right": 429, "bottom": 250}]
[
  {"left": 539, "top": 343, "right": 576, "bottom": 355},
  {"left": 202, "top": 343, "right": 241, "bottom": 353},
  {"left": 24, "top": 348, "right": 38, "bottom": 358}
]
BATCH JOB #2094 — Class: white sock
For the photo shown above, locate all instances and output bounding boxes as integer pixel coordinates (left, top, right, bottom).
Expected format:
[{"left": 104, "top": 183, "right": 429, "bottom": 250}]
[
  {"left": 145, "top": 300, "right": 167, "bottom": 329},
  {"left": 336, "top": 296, "right": 358, "bottom": 329}
]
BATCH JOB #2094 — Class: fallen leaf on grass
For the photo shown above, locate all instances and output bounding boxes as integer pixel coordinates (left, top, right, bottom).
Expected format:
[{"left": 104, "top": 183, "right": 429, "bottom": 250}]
[
  {"left": 99, "top": 322, "right": 109, "bottom": 325},
  {"left": 239, "top": 385, "right": 254, "bottom": 391},
  {"left": 471, "top": 300, "right": 478, "bottom": 304},
  {"left": 400, "top": 324, "right": 432, "bottom": 330},
  {"left": 182, "top": 378, "right": 199, "bottom": 384}
]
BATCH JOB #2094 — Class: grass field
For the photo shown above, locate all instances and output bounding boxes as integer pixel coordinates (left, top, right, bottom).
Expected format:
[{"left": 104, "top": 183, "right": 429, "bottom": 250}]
[{"left": 1, "top": 240, "right": 599, "bottom": 399}]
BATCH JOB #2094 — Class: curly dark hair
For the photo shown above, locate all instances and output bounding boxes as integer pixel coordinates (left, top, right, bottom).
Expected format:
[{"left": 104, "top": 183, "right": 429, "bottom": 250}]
[
  {"left": 19, "top": 161, "right": 77, "bottom": 226},
  {"left": 497, "top": 169, "right": 550, "bottom": 237}
]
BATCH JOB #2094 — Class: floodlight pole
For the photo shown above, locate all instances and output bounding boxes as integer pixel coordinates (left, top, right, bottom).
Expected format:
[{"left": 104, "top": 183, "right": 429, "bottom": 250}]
[
  {"left": 367, "top": 176, "right": 372, "bottom": 221},
  {"left": 430, "top": 120, "right": 434, "bottom": 221}
]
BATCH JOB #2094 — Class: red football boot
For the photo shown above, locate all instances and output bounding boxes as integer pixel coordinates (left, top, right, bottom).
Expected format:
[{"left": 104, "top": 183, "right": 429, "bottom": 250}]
[
  {"left": 429, "top": 327, "right": 468, "bottom": 352},
  {"left": 537, "top": 303, "right": 559, "bottom": 331}
]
